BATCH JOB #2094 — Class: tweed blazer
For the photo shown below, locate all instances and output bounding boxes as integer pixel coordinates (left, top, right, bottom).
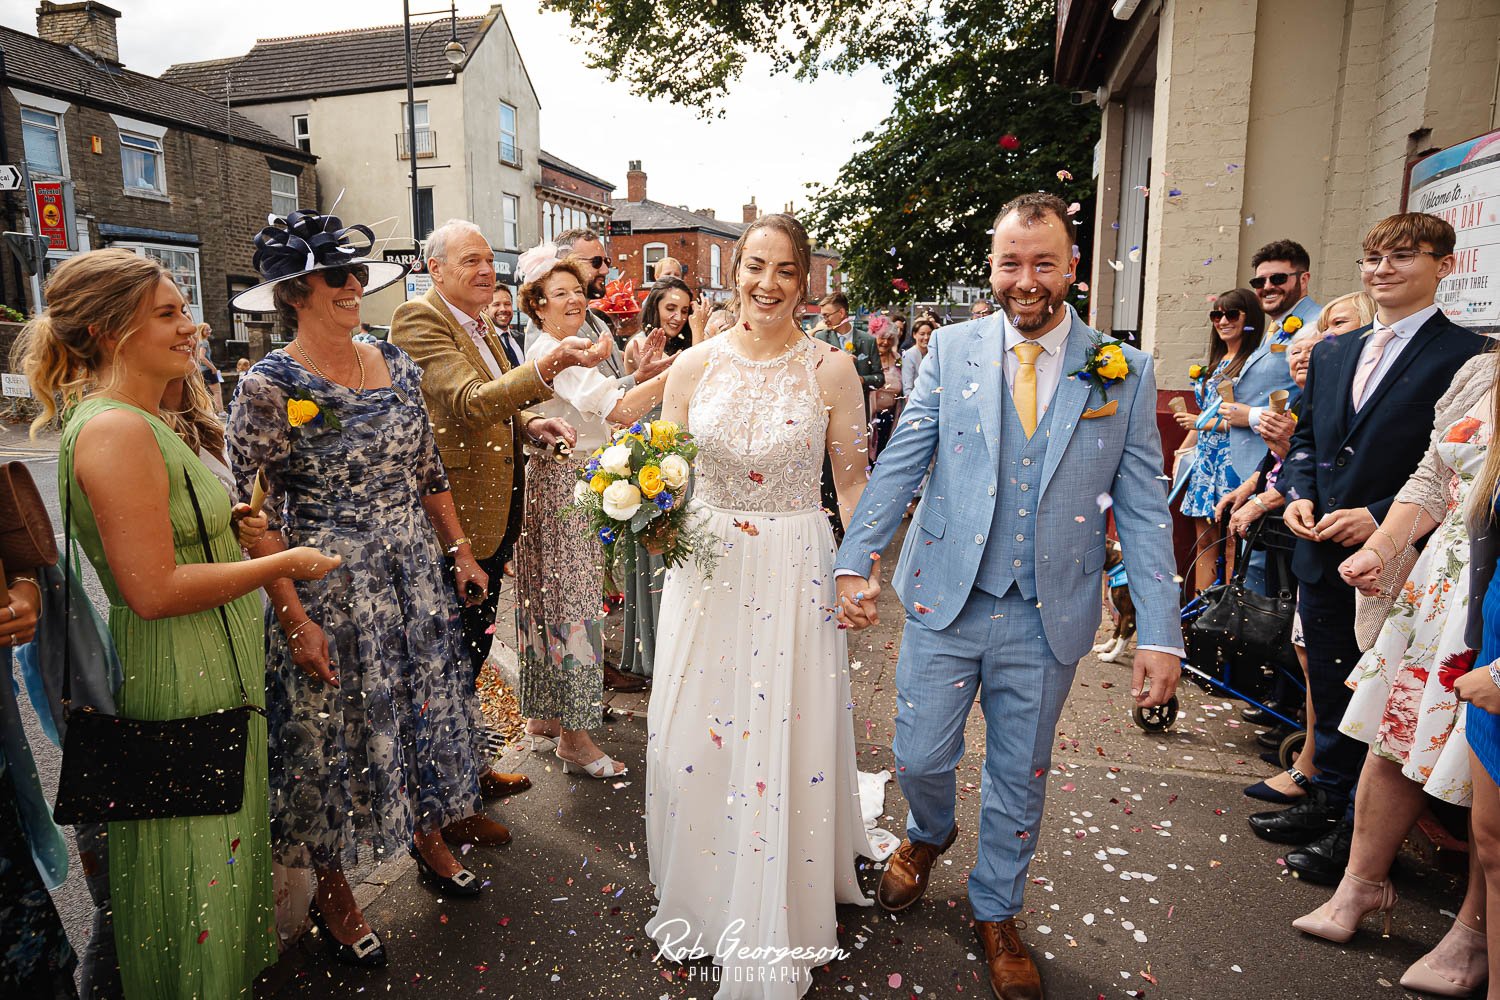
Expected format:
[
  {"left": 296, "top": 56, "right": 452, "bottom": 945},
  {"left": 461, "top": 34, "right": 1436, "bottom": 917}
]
[{"left": 390, "top": 286, "right": 551, "bottom": 557}]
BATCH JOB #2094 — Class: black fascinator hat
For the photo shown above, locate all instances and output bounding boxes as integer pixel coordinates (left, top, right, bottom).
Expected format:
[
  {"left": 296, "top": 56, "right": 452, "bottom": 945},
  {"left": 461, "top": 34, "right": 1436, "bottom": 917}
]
[{"left": 230, "top": 208, "right": 407, "bottom": 312}]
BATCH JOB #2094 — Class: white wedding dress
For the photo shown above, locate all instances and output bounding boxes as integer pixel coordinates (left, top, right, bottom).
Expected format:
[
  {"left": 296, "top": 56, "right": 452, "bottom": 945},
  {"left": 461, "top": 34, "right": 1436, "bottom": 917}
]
[{"left": 645, "top": 334, "right": 874, "bottom": 999}]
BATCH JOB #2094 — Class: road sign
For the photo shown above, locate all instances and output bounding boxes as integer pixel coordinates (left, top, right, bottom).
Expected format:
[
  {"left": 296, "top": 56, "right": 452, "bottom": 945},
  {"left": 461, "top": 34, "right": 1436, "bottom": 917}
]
[
  {"left": 0, "top": 165, "right": 19, "bottom": 191},
  {"left": 2, "top": 232, "right": 49, "bottom": 276}
]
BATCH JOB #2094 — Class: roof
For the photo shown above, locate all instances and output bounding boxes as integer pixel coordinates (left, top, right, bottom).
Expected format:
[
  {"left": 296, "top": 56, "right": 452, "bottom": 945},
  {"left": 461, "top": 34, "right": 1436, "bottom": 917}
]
[
  {"left": 538, "top": 150, "right": 614, "bottom": 192},
  {"left": 162, "top": 11, "right": 522, "bottom": 105},
  {"left": 0, "top": 24, "right": 309, "bottom": 156},
  {"left": 610, "top": 198, "right": 746, "bottom": 240}
]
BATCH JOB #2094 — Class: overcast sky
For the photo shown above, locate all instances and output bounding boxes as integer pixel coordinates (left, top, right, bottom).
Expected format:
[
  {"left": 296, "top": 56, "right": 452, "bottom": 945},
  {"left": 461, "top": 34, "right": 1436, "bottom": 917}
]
[{"left": 1, "top": 0, "right": 895, "bottom": 221}]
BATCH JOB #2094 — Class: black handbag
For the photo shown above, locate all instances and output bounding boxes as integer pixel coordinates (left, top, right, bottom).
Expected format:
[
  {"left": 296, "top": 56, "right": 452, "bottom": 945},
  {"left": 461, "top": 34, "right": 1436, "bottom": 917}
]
[
  {"left": 1188, "top": 516, "right": 1299, "bottom": 672},
  {"left": 52, "top": 469, "right": 264, "bottom": 825}
]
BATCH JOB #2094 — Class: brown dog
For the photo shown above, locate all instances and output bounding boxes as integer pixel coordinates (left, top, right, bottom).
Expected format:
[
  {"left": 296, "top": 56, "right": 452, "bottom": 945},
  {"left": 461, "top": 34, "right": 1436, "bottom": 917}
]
[{"left": 1092, "top": 536, "right": 1136, "bottom": 662}]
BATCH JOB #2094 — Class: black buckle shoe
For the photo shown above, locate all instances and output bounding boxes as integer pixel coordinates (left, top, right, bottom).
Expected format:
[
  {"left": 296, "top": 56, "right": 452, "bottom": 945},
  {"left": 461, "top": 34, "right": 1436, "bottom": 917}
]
[
  {"left": 409, "top": 844, "right": 483, "bottom": 897},
  {"left": 309, "top": 903, "right": 388, "bottom": 967},
  {"left": 1248, "top": 787, "right": 1344, "bottom": 845},
  {"left": 1286, "top": 820, "right": 1354, "bottom": 885}
]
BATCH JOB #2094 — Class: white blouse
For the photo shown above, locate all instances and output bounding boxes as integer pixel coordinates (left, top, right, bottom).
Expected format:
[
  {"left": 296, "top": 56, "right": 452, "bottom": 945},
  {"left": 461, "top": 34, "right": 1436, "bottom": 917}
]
[{"left": 524, "top": 331, "right": 627, "bottom": 453}]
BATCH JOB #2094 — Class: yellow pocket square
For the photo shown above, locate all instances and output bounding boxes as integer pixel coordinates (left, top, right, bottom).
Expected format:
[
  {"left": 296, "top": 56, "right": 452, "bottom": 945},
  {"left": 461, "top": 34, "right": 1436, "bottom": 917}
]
[{"left": 1081, "top": 400, "right": 1119, "bottom": 420}]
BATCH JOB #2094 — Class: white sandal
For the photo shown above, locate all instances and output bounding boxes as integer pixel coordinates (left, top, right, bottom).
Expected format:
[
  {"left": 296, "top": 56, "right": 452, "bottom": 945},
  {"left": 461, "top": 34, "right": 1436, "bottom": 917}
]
[
  {"left": 555, "top": 749, "right": 627, "bottom": 779},
  {"left": 527, "top": 733, "right": 560, "bottom": 754}
]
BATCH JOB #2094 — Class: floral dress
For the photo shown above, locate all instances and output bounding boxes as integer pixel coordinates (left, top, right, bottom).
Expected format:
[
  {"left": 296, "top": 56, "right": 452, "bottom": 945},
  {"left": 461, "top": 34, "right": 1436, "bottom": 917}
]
[
  {"left": 1180, "top": 358, "right": 1240, "bottom": 518},
  {"left": 227, "top": 342, "right": 482, "bottom": 868},
  {"left": 1339, "top": 404, "right": 1490, "bottom": 805}
]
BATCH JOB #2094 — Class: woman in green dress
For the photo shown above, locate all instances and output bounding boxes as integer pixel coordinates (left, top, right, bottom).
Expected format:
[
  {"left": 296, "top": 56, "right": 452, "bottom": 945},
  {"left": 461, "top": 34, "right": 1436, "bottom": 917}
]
[{"left": 20, "top": 249, "right": 340, "bottom": 998}]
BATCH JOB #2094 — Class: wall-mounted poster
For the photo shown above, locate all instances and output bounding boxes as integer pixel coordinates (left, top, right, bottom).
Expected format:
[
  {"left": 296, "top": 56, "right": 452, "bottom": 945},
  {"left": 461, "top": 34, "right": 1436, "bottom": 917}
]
[{"left": 1407, "top": 129, "right": 1500, "bottom": 334}]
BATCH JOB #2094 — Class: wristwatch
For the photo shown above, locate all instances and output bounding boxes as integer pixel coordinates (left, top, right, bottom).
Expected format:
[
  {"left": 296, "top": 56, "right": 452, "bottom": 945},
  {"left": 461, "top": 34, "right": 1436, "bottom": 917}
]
[{"left": 1250, "top": 495, "right": 1269, "bottom": 513}]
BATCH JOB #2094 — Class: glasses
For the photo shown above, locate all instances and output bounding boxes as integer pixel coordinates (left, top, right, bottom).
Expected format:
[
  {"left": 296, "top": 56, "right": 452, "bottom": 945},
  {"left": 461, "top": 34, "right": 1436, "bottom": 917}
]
[
  {"left": 572, "top": 255, "right": 612, "bottom": 269},
  {"left": 1248, "top": 271, "right": 1303, "bottom": 290},
  {"left": 1356, "top": 250, "right": 1443, "bottom": 272},
  {"left": 318, "top": 264, "right": 370, "bottom": 289},
  {"left": 1209, "top": 309, "right": 1242, "bottom": 323}
]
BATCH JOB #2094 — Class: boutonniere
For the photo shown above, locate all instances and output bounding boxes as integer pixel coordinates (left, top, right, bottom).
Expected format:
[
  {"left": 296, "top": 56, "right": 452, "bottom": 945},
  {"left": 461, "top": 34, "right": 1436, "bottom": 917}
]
[
  {"left": 1068, "top": 334, "right": 1134, "bottom": 402},
  {"left": 1188, "top": 364, "right": 1205, "bottom": 381},
  {"left": 286, "top": 387, "right": 342, "bottom": 432},
  {"left": 1270, "top": 314, "right": 1301, "bottom": 353}
]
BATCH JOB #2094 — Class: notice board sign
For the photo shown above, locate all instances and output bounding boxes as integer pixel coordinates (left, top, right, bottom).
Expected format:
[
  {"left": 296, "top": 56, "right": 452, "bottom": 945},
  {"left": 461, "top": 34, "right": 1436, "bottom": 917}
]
[
  {"left": 1407, "top": 129, "right": 1500, "bottom": 333},
  {"left": 33, "top": 181, "right": 67, "bottom": 250}
]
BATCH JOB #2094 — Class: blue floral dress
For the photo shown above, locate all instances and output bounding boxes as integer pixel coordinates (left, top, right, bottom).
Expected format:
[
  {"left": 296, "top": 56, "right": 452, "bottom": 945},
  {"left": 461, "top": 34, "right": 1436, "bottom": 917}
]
[
  {"left": 1181, "top": 358, "right": 1241, "bottom": 518},
  {"left": 227, "top": 342, "right": 482, "bottom": 869}
]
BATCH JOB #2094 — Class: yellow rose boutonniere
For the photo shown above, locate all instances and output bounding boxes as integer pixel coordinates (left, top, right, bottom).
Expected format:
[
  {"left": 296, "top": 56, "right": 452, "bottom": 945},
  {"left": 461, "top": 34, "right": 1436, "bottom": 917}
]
[
  {"left": 1067, "top": 334, "right": 1135, "bottom": 403},
  {"left": 1189, "top": 364, "right": 1205, "bottom": 380},
  {"left": 1281, "top": 315, "right": 1303, "bottom": 335},
  {"left": 1096, "top": 343, "right": 1130, "bottom": 381},
  {"left": 638, "top": 465, "right": 665, "bottom": 499}
]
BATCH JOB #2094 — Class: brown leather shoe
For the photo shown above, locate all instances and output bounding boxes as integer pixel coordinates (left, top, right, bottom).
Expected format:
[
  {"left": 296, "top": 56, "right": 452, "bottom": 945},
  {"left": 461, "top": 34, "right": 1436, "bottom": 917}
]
[
  {"left": 479, "top": 769, "right": 532, "bottom": 800},
  {"left": 603, "top": 663, "right": 648, "bottom": 692},
  {"left": 877, "top": 824, "right": 958, "bottom": 912},
  {"left": 441, "top": 814, "right": 511, "bottom": 847},
  {"left": 974, "top": 918, "right": 1043, "bottom": 1000}
]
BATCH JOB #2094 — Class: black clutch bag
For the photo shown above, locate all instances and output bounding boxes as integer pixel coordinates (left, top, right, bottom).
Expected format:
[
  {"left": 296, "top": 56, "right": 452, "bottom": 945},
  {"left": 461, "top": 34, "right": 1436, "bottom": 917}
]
[
  {"left": 1188, "top": 516, "right": 1299, "bottom": 671},
  {"left": 52, "top": 468, "right": 264, "bottom": 826}
]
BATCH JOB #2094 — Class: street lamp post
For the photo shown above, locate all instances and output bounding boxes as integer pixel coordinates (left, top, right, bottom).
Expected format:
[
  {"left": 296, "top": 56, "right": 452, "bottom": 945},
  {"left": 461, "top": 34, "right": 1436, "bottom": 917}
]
[{"left": 402, "top": 0, "right": 465, "bottom": 249}]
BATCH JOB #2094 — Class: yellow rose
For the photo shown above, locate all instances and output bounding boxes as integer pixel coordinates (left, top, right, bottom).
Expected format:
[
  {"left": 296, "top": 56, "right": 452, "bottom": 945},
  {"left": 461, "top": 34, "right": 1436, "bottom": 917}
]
[
  {"left": 1282, "top": 315, "right": 1303, "bottom": 334},
  {"left": 1189, "top": 364, "right": 1204, "bottom": 380},
  {"left": 638, "top": 465, "right": 665, "bottom": 499},
  {"left": 589, "top": 471, "right": 611, "bottom": 494},
  {"left": 650, "top": 420, "right": 680, "bottom": 450},
  {"left": 1096, "top": 344, "right": 1129, "bottom": 381},
  {"left": 287, "top": 399, "right": 319, "bottom": 427}
]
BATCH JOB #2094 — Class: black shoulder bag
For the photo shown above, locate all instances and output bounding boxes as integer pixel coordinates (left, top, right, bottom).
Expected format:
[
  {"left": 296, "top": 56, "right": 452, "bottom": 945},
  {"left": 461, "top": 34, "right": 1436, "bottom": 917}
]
[
  {"left": 1187, "top": 515, "right": 1299, "bottom": 673},
  {"left": 53, "top": 469, "right": 265, "bottom": 825}
]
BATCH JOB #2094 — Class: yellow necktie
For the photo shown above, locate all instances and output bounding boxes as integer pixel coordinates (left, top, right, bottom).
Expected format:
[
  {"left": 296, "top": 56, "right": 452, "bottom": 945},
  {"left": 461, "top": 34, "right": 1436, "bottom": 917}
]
[{"left": 1013, "top": 341, "right": 1043, "bottom": 438}]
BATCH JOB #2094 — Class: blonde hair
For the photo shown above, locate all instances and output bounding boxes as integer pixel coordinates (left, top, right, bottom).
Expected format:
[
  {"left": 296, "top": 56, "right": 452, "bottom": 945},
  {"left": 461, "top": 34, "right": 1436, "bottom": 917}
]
[
  {"left": 160, "top": 369, "right": 226, "bottom": 461},
  {"left": 14, "top": 249, "right": 170, "bottom": 435},
  {"left": 1316, "top": 291, "right": 1376, "bottom": 333}
]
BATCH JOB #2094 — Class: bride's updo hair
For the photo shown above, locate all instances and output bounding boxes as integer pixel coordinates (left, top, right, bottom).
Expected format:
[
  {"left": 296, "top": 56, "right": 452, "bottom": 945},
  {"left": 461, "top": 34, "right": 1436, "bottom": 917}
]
[
  {"left": 729, "top": 213, "right": 812, "bottom": 314},
  {"left": 13, "top": 248, "right": 169, "bottom": 434}
]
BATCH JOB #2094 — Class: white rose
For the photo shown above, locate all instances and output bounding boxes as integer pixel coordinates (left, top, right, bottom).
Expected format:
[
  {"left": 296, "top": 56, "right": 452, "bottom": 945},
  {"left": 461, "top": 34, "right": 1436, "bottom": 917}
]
[
  {"left": 659, "top": 454, "right": 690, "bottom": 491},
  {"left": 573, "top": 479, "right": 591, "bottom": 504},
  {"left": 601, "top": 481, "right": 643, "bottom": 521},
  {"left": 600, "top": 444, "right": 633, "bottom": 477}
]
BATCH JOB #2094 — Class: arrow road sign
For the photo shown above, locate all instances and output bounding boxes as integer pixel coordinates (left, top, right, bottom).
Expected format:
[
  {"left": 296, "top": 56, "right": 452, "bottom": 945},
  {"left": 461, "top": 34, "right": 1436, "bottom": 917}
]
[{"left": 0, "top": 165, "right": 20, "bottom": 191}]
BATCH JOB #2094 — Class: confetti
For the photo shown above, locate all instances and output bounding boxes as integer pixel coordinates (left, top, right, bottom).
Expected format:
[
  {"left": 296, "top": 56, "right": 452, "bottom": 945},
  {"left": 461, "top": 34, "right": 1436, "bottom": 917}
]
[
  {"left": 1056, "top": 169, "right": 1073, "bottom": 181},
  {"left": 998, "top": 134, "right": 1020, "bottom": 150},
  {"left": 1066, "top": 202, "right": 1081, "bottom": 216}
]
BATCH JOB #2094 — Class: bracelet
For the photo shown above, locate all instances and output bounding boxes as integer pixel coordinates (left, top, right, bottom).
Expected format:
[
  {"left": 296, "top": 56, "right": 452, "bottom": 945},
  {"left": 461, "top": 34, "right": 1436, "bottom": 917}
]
[
  {"left": 285, "top": 618, "right": 314, "bottom": 641},
  {"left": 447, "top": 536, "right": 471, "bottom": 554},
  {"left": 9, "top": 575, "right": 39, "bottom": 594},
  {"left": 1374, "top": 527, "right": 1398, "bottom": 556},
  {"left": 1359, "top": 546, "right": 1387, "bottom": 573},
  {"left": 1250, "top": 495, "right": 1269, "bottom": 513}
]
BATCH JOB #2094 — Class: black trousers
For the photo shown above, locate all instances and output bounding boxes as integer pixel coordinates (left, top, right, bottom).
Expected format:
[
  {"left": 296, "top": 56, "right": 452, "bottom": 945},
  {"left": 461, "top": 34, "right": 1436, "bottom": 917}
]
[
  {"left": 445, "top": 542, "right": 511, "bottom": 684},
  {"left": 1296, "top": 576, "right": 1363, "bottom": 806}
]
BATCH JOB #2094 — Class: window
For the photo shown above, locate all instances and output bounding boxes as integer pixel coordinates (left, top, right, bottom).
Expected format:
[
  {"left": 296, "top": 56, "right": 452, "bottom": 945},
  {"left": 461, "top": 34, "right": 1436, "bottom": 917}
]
[
  {"left": 502, "top": 194, "right": 519, "bottom": 249},
  {"left": 21, "top": 108, "right": 64, "bottom": 176},
  {"left": 120, "top": 244, "right": 201, "bottom": 321},
  {"left": 825, "top": 264, "right": 833, "bottom": 293},
  {"left": 401, "top": 102, "right": 432, "bottom": 158},
  {"left": 270, "top": 170, "right": 298, "bottom": 219},
  {"left": 643, "top": 242, "right": 667, "bottom": 282},
  {"left": 291, "top": 114, "right": 310, "bottom": 152},
  {"left": 498, "top": 101, "right": 519, "bottom": 165},
  {"left": 416, "top": 188, "right": 435, "bottom": 243},
  {"left": 710, "top": 244, "right": 722, "bottom": 287},
  {"left": 120, "top": 132, "right": 165, "bottom": 194}
]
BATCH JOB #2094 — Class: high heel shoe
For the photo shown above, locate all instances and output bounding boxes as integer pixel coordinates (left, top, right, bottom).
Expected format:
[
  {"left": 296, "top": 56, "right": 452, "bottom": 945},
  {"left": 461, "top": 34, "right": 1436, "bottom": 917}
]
[
  {"left": 1291, "top": 869, "right": 1397, "bottom": 943},
  {"left": 527, "top": 732, "right": 560, "bottom": 754},
  {"left": 1399, "top": 919, "right": 1488, "bottom": 996},
  {"left": 308, "top": 902, "right": 388, "bottom": 967},
  {"left": 556, "top": 749, "right": 627, "bottom": 779},
  {"left": 408, "top": 844, "right": 482, "bottom": 897}
]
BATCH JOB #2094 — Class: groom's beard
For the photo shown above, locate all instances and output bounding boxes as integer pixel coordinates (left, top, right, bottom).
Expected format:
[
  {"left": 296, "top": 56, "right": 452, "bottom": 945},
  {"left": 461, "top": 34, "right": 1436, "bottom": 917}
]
[{"left": 1001, "top": 285, "right": 1069, "bottom": 333}]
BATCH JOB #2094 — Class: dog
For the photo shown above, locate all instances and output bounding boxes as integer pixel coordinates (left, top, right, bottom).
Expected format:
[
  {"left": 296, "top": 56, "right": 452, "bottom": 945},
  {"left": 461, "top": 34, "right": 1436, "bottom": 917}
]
[{"left": 1091, "top": 536, "right": 1137, "bottom": 663}]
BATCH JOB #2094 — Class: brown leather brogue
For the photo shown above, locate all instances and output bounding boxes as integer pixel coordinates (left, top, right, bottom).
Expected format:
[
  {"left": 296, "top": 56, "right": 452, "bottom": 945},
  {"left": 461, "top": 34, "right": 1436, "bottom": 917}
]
[
  {"left": 876, "top": 824, "right": 958, "bottom": 912},
  {"left": 480, "top": 769, "right": 532, "bottom": 800},
  {"left": 441, "top": 814, "right": 511, "bottom": 847},
  {"left": 974, "top": 918, "right": 1043, "bottom": 1000}
]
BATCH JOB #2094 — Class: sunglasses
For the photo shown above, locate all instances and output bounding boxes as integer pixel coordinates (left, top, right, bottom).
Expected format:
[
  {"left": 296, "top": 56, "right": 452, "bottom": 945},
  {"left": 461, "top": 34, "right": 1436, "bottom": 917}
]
[
  {"left": 1248, "top": 271, "right": 1302, "bottom": 290},
  {"left": 1208, "top": 309, "right": 1242, "bottom": 323},
  {"left": 573, "top": 255, "right": 612, "bottom": 269},
  {"left": 318, "top": 264, "right": 370, "bottom": 289}
]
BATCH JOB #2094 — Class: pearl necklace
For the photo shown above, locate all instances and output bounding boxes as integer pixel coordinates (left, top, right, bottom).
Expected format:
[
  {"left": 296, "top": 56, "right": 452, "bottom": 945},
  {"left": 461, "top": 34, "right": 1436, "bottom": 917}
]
[{"left": 295, "top": 340, "right": 365, "bottom": 392}]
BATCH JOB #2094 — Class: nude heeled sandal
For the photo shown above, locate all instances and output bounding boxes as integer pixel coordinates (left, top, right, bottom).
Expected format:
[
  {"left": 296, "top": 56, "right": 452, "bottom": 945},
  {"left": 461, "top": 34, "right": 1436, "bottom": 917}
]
[{"left": 1291, "top": 869, "right": 1397, "bottom": 943}]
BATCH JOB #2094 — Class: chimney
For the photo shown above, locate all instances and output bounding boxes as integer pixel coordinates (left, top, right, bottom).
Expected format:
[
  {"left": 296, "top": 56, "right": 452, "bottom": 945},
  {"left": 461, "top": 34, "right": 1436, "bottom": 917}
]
[
  {"left": 695, "top": 208, "right": 715, "bottom": 219},
  {"left": 36, "top": 1, "right": 121, "bottom": 64},
  {"left": 626, "top": 160, "right": 646, "bottom": 203},
  {"left": 742, "top": 196, "right": 759, "bottom": 224}
]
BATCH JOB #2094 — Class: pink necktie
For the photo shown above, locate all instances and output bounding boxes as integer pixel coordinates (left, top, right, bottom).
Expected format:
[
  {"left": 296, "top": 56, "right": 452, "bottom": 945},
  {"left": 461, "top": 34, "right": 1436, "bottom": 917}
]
[{"left": 1351, "top": 326, "right": 1396, "bottom": 410}]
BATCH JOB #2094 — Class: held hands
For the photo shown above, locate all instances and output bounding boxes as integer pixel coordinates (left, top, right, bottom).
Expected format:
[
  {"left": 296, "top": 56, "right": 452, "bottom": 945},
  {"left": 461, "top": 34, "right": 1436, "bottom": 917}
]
[
  {"left": 1455, "top": 665, "right": 1500, "bottom": 714},
  {"left": 453, "top": 552, "right": 490, "bottom": 607},
  {"left": 1133, "top": 649, "right": 1180, "bottom": 708},
  {"left": 230, "top": 503, "right": 268, "bottom": 549},
  {"left": 1315, "top": 507, "right": 1377, "bottom": 547},
  {"left": 1338, "top": 547, "right": 1386, "bottom": 594},
  {"left": 525, "top": 416, "right": 578, "bottom": 449},
  {"left": 835, "top": 554, "right": 882, "bottom": 630},
  {"left": 633, "top": 327, "right": 675, "bottom": 382}
]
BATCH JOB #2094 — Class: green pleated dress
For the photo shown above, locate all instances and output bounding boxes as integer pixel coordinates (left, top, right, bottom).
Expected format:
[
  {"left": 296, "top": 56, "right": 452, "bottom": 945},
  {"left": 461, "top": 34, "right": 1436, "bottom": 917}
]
[{"left": 60, "top": 399, "right": 276, "bottom": 999}]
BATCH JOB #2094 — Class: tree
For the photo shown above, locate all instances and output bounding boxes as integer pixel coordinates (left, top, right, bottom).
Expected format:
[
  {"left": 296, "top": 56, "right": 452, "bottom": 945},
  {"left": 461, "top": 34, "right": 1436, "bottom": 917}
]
[{"left": 547, "top": 0, "right": 1100, "bottom": 304}]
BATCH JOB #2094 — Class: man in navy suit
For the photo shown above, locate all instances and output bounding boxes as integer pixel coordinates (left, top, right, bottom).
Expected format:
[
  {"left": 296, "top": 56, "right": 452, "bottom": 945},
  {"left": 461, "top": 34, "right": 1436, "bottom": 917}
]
[{"left": 1252, "top": 213, "right": 1484, "bottom": 882}]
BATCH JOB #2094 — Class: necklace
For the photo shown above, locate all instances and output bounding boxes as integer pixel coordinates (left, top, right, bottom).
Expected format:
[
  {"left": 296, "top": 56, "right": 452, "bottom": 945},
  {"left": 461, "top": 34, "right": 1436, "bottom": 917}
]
[
  {"left": 295, "top": 340, "right": 365, "bottom": 392},
  {"left": 96, "top": 387, "right": 159, "bottom": 415}
]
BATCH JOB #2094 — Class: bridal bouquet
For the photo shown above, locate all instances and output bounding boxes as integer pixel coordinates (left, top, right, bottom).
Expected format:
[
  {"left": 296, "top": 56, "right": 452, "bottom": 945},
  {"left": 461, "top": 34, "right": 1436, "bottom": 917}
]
[{"left": 571, "top": 420, "right": 714, "bottom": 576}]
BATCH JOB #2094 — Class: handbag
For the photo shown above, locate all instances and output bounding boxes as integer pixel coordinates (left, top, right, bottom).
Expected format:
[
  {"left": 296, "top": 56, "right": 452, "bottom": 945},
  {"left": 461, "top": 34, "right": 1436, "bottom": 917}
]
[
  {"left": 1353, "top": 515, "right": 1424, "bottom": 652},
  {"left": 1189, "top": 516, "right": 1298, "bottom": 671},
  {"left": 0, "top": 461, "right": 59, "bottom": 600},
  {"left": 52, "top": 468, "right": 264, "bottom": 825}
]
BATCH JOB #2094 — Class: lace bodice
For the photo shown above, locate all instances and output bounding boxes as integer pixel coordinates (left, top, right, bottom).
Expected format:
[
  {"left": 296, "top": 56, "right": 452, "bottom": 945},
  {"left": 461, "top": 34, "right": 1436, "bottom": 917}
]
[{"left": 688, "top": 335, "right": 828, "bottom": 512}]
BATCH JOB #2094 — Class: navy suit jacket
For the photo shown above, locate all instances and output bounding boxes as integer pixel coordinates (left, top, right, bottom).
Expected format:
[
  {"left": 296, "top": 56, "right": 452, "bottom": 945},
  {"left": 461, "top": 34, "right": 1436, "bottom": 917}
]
[{"left": 1277, "top": 311, "right": 1486, "bottom": 584}]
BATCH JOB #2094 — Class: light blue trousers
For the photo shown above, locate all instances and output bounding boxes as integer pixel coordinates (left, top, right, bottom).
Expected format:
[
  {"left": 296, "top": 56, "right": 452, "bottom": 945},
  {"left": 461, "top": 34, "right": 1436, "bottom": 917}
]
[{"left": 892, "top": 587, "right": 1078, "bottom": 921}]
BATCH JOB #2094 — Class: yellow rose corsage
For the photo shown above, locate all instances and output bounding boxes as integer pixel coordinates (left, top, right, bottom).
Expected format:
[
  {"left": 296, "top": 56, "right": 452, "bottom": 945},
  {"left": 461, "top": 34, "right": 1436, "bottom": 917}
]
[
  {"left": 1282, "top": 315, "right": 1303, "bottom": 334},
  {"left": 1066, "top": 334, "right": 1135, "bottom": 403},
  {"left": 287, "top": 399, "right": 319, "bottom": 427},
  {"left": 1189, "top": 364, "right": 1204, "bottom": 380}
]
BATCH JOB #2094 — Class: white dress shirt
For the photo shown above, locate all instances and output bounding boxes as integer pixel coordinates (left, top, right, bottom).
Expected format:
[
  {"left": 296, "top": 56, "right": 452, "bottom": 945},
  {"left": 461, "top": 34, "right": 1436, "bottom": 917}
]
[
  {"left": 1001, "top": 312, "right": 1072, "bottom": 418},
  {"left": 1357, "top": 303, "right": 1439, "bottom": 400},
  {"left": 437, "top": 290, "right": 504, "bottom": 379}
]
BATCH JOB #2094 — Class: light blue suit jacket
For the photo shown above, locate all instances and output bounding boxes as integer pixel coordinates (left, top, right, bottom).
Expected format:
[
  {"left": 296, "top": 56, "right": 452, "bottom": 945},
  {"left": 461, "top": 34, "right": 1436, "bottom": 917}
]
[
  {"left": 834, "top": 308, "right": 1183, "bottom": 665},
  {"left": 1226, "top": 295, "right": 1319, "bottom": 483}
]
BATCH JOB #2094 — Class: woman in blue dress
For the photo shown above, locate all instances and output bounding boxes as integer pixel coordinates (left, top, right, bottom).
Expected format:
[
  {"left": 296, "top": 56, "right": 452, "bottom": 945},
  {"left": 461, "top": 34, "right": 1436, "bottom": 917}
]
[{"left": 1172, "top": 288, "right": 1263, "bottom": 594}]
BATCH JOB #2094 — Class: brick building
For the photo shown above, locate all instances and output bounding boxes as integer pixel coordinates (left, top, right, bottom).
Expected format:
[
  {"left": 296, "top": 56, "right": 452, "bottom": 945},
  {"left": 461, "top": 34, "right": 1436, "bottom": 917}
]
[
  {"left": 1054, "top": 0, "right": 1500, "bottom": 387},
  {"left": 538, "top": 149, "right": 613, "bottom": 250},
  {"left": 607, "top": 161, "right": 840, "bottom": 314},
  {"left": 0, "top": 1, "right": 318, "bottom": 359}
]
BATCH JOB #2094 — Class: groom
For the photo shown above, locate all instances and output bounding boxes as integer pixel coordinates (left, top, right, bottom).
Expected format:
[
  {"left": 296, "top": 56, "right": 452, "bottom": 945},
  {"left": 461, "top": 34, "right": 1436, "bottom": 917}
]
[{"left": 836, "top": 193, "right": 1182, "bottom": 1000}]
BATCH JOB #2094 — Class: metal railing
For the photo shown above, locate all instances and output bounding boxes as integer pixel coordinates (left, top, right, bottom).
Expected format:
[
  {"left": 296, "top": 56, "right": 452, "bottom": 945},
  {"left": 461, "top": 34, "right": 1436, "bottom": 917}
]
[
  {"left": 498, "top": 140, "right": 522, "bottom": 167},
  {"left": 397, "top": 128, "right": 437, "bottom": 159}
]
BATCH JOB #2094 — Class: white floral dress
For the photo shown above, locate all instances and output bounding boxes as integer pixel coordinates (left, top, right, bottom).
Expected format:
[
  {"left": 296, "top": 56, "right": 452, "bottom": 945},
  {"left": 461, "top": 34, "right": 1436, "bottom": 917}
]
[{"left": 1339, "top": 403, "right": 1489, "bottom": 805}]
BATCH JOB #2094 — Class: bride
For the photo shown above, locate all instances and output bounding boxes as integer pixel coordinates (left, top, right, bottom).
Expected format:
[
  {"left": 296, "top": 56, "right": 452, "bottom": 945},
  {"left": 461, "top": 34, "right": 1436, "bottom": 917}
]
[{"left": 644, "top": 213, "right": 875, "bottom": 999}]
